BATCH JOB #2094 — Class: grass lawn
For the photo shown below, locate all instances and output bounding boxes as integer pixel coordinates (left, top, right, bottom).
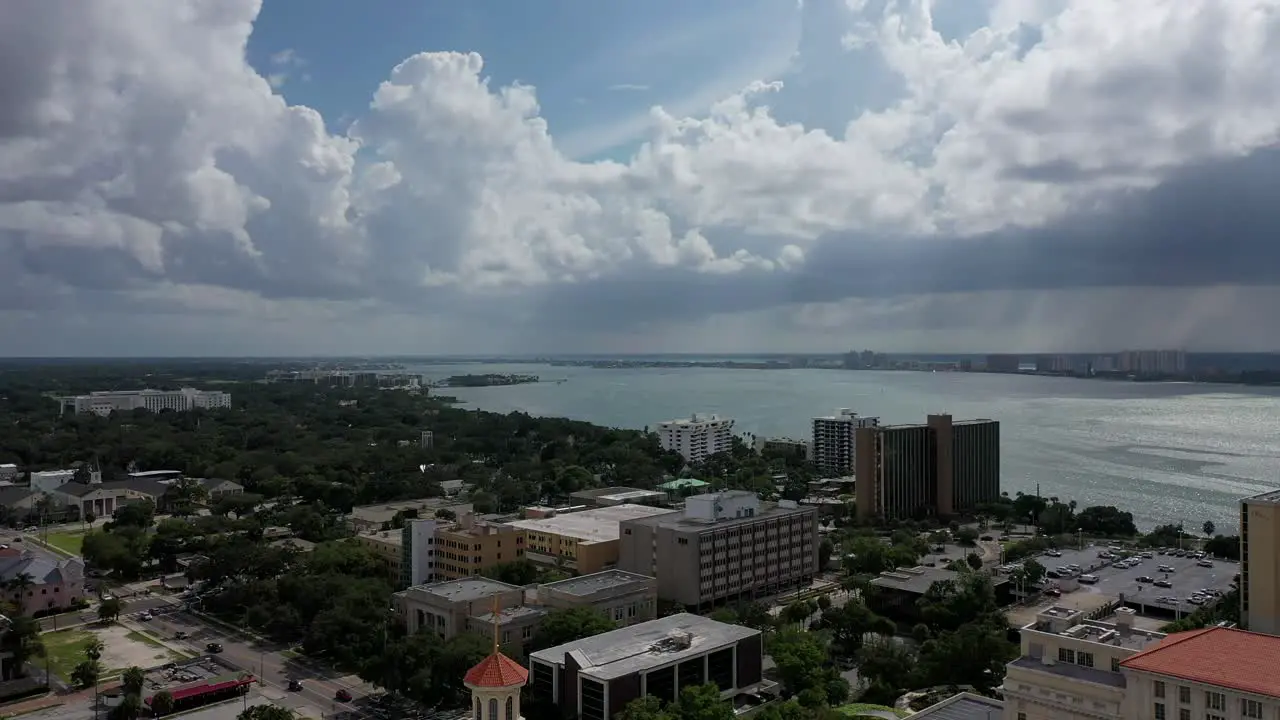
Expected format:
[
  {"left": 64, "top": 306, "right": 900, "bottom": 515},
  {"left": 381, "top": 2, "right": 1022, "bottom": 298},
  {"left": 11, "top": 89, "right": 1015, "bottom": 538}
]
[
  {"left": 835, "top": 704, "right": 908, "bottom": 718},
  {"left": 43, "top": 532, "right": 84, "bottom": 555},
  {"left": 40, "top": 629, "right": 95, "bottom": 680}
]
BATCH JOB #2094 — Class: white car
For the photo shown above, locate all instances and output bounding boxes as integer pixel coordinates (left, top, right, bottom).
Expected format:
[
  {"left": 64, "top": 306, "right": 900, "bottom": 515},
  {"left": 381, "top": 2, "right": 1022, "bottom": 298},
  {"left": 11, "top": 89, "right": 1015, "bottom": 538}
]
[{"left": 139, "top": 611, "right": 153, "bottom": 621}]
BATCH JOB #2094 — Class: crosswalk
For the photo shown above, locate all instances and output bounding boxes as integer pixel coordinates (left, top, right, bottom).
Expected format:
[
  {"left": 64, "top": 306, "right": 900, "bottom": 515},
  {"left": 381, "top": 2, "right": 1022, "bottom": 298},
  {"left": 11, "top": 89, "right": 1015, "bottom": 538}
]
[{"left": 122, "top": 604, "right": 182, "bottom": 621}]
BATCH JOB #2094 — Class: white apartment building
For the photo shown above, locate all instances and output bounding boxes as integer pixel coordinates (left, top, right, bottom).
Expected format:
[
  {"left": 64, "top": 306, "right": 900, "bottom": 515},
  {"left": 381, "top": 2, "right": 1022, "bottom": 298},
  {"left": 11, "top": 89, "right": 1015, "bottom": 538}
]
[
  {"left": 63, "top": 388, "right": 232, "bottom": 416},
  {"left": 1002, "top": 605, "right": 1280, "bottom": 720},
  {"left": 811, "top": 409, "right": 879, "bottom": 476},
  {"left": 656, "top": 414, "right": 734, "bottom": 464}
]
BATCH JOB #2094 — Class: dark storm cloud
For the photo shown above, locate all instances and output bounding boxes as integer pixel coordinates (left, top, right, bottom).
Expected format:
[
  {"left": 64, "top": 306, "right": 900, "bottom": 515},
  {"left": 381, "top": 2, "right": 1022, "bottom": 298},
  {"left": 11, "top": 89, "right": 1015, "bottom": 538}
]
[{"left": 529, "top": 146, "right": 1280, "bottom": 331}]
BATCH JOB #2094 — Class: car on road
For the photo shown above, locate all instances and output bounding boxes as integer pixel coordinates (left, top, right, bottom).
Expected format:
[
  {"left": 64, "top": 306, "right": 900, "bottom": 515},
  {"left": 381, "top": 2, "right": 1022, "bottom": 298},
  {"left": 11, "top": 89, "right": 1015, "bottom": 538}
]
[
  {"left": 206, "top": 642, "right": 223, "bottom": 653},
  {"left": 1158, "top": 565, "right": 1175, "bottom": 573},
  {"left": 1045, "top": 550, "right": 1062, "bottom": 557},
  {"left": 1197, "top": 560, "right": 1214, "bottom": 568},
  {"left": 289, "top": 679, "right": 304, "bottom": 692},
  {"left": 335, "top": 689, "right": 353, "bottom": 702},
  {"left": 1154, "top": 579, "right": 1173, "bottom": 588},
  {"left": 1136, "top": 576, "right": 1154, "bottom": 583},
  {"left": 139, "top": 611, "right": 153, "bottom": 621},
  {"left": 174, "top": 631, "right": 188, "bottom": 640}
]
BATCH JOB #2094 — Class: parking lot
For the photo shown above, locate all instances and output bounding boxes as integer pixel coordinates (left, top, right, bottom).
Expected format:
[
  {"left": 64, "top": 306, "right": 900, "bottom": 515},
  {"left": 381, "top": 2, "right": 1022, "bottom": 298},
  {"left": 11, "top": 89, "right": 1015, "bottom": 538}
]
[{"left": 1023, "top": 544, "right": 1238, "bottom": 617}]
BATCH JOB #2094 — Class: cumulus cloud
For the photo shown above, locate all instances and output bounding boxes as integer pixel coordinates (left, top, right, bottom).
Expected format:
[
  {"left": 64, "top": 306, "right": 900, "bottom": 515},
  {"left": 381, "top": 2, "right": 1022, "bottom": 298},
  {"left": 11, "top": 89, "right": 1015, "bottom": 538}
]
[{"left": 3, "top": 0, "right": 1280, "bottom": 355}]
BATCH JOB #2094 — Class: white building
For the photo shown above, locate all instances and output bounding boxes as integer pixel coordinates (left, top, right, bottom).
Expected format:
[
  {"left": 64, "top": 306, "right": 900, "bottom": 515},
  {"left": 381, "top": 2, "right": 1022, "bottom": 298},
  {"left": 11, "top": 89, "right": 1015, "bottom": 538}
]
[
  {"left": 656, "top": 414, "right": 734, "bottom": 464},
  {"left": 401, "top": 518, "right": 438, "bottom": 587},
  {"left": 63, "top": 388, "right": 232, "bottom": 416},
  {"left": 0, "top": 464, "right": 17, "bottom": 481},
  {"left": 30, "top": 469, "right": 95, "bottom": 493},
  {"left": 1001, "top": 605, "right": 1280, "bottom": 720},
  {"left": 811, "top": 409, "right": 879, "bottom": 476}
]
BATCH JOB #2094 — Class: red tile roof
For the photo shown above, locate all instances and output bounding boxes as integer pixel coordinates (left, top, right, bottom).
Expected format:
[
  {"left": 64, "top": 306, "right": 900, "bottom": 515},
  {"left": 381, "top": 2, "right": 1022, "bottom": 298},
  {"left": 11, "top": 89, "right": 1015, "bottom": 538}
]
[
  {"left": 1121, "top": 627, "right": 1280, "bottom": 698},
  {"left": 464, "top": 652, "right": 529, "bottom": 689}
]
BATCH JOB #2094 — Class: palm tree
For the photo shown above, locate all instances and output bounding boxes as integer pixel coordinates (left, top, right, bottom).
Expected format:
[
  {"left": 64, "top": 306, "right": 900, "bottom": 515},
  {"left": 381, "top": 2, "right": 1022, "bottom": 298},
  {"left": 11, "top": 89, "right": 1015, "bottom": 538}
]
[
  {"left": 122, "top": 666, "right": 146, "bottom": 696},
  {"left": 6, "top": 572, "right": 35, "bottom": 614},
  {"left": 151, "top": 690, "right": 175, "bottom": 716},
  {"left": 84, "top": 637, "right": 105, "bottom": 663}
]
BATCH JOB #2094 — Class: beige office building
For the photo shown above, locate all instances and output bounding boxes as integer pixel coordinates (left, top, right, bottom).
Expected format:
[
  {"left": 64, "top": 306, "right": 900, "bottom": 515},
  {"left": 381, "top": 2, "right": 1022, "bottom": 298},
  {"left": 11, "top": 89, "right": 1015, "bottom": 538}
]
[
  {"left": 1001, "top": 605, "right": 1280, "bottom": 720},
  {"left": 393, "top": 577, "right": 539, "bottom": 647},
  {"left": 537, "top": 570, "right": 657, "bottom": 627},
  {"left": 617, "top": 491, "right": 819, "bottom": 609},
  {"left": 1242, "top": 489, "right": 1280, "bottom": 636},
  {"left": 509, "top": 504, "right": 677, "bottom": 575},
  {"left": 435, "top": 513, "right": 525, "bottom": 580}
]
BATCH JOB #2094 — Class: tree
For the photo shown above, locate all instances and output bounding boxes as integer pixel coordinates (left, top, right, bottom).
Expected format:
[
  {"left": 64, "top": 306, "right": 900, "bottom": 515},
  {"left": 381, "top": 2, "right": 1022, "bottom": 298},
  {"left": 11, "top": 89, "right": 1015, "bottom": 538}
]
[
  {"left": 238, "top": 706, "right": 295, "bottom": 720},
  {"left": 1202, "top": 520, "right": 1216, "bottom": 538},
  {"left": 71, "top": 659, "right": 100, "bottom": 688},
  {"left": 1076, "top": 506, "right": 1137, "bottom": 537},
  {"left": 766, "top": 630, "right": 829, "bottom": 697},
  {"left": 616, "top": 696, "right": 675, "bottom": 720},
  {"left": 856, "top": 634, "right": 917, "bottom": 695},
  {"left": 151, "top": 690, "right": 176, "bottom": 716},
  {"left": 1021, "top": 558, "right": 1047, "bottom": 586},
  {"left": 917, "top": 574, "right": 999, "bottom": 632},
  {"left": 111, "top": 500, "right": 156, "bottom": 530},
  {"left": 482, "top": 559, "right": 541, "bottom": 586},
  {"left": 84, "top": 637, "right": 105, "bottom": 663},
  {"left": 0, "top": 615, "right": 44, "bottom": 679},
  {"left": 109, "top": 692, "right": 142, "bottom": 720},
  {"left": 122, "top": 666, "right": 146, "bottom": 696},
  {"left": 818, "top": 539, "right": 834, "bottom": 570},
  {"left": 98, "top": 597, "right": 122, "bottom": 623},
  {"left": 965, "top": 552, "right": 983, "bottom": 570},
  {"left": 677, "top": 683, "right": 735, "bottom": 720},
  {"left": 530, "top": 608, "right": 615, "bottom": 652},
  {"left": 916, "top": 619, "right": 1016, "bottom": 692}
]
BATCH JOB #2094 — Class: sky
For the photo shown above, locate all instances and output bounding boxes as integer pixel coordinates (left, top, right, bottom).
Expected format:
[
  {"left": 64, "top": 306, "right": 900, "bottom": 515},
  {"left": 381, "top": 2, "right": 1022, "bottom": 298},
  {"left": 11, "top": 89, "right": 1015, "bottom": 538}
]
[{"left": 4, "top": 0, "right": 1280, "bottom": 356}]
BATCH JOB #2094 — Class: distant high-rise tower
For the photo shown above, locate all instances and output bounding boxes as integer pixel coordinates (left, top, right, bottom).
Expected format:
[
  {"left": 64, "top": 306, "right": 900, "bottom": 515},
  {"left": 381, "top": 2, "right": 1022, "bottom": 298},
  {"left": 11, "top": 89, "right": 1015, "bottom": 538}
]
[{"left": 811, "top": 409, "right": 879, "bottom": 476}]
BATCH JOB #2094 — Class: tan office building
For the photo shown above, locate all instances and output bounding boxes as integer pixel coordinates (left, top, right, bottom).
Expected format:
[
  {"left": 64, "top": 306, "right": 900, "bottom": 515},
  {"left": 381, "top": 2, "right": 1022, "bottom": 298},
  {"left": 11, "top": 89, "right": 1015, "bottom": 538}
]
[
  {"left": 435, "top": 513, "right": 525, "bottom": 580},
  {"left": 393, "top": 577, "right": 540, "bottom": 647},
  {"left": 537, "top": 570, "right": 657, "bottom": 626},
  {"left": 854, "top": 414, "right": 999, "bottom": 521},
  {"left": 617, "top": 491, "right": 819, "bottom": 609},
  {"left": 509, "top": 504, "right": 677, "bottom": 575},
  {"left": 1242, "top": 490, "right": 1280, "bottom": 636}
]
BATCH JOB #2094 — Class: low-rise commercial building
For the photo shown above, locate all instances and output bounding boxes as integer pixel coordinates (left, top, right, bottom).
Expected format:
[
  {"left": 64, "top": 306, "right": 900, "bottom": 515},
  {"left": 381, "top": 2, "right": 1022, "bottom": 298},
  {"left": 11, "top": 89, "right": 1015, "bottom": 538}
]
[
  {"left": 527, "top": 613, "right": 766, "bottom": 720},
  {"left": 349, "top": 498, "right": 472, "bottom": 533},
  {"left": 570, "top": 487, "right": 667, "bottom": 509},
  {"left": 617, "top": 491, "right": 818, "bottom": 609},
  {"left": 53, "top": 478, "right": 167, "bottom": 518},
  {"left": 61, "top": 388, "right": 231, "bottom": 416},
  {"left": 537, "top": 570, "right": 657, "bottom": 626},
  {"left": 1002, "top": 606, "right": 1280, "bottom": 720},
  {"left": 868, "top": 566, "right": 1010, "bottom": 621},
  {"left": 394, "top": 578, "right": 531, "bottom": 640},
  {"left": 436, "top": 513, "right": 525, "bottom": 580},
  {"left": 510, "top": 504, "right": 677, "bottom": 576}
]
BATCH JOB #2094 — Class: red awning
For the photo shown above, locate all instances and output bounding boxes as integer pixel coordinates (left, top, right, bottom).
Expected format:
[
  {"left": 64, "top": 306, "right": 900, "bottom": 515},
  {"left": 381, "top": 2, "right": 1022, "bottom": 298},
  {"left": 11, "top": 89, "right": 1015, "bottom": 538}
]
[{"left": 145, "top": 676, "right": 255, "bottom": 705}]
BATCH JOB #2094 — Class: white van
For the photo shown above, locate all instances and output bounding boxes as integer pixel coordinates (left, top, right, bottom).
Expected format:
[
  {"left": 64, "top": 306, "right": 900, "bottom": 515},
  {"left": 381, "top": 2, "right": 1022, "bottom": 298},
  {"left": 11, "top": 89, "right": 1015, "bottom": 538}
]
[{"left": 1078, "top": 574, "right": 1099, "bottom": 584}]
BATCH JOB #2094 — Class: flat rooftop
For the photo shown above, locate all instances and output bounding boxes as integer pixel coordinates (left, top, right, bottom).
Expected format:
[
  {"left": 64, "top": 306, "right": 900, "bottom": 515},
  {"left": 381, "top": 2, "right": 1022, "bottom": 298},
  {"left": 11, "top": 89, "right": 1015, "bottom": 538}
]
[
  {"left": 401, "top": 577, "right": 520, "bottom": 603},
  {"left": 508, "top": 504, "right": 677, "bottom": 544},
  {"left": 529, "top": 613, "right": 758, "bottom": 681},
  {"left": 350, "top": 498, "right": 472, "bottom": 524},
  {"left": 1008, "top": 656, "right": 1126, "bottom": 688},
  {"left": 1026, "top": 607, "right": 1165, "bottom": 652},
  {"left": 540, "top": 570, "right": 654, "bottom": 597},
  {"left": 359, "top": 530, "right": 403, "bottom": 546},
  {"left": 912, "top": 692, "right": 1005, "bottom": 720},
  {"left": 871, "top": 566, "right": 1009, "bottom": 595},
  {"left": 470, "top": 606, "right": 546, "bottom": 624},
  {"left": 627, "top": 499, "right": 813, "bottom": 532}
]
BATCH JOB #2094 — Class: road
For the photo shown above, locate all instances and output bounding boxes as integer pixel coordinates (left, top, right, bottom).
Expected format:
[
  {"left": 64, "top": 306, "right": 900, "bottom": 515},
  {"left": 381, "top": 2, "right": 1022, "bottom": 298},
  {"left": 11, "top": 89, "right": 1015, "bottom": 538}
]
[{"left": 129, "top": 598, "right": 374, "bottom": 717}]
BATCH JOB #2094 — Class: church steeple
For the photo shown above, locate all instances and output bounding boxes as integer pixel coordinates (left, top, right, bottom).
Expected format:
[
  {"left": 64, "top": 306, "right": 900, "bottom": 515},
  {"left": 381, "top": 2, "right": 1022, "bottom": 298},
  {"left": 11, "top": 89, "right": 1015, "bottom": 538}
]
[{"left": 464, "top": 595, "right": 528, "bottom": 720}]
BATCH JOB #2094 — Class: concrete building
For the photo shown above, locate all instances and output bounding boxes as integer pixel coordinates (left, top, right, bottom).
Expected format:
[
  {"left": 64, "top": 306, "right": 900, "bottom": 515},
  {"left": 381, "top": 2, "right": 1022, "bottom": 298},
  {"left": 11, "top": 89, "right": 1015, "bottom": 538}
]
[
  {"left": 570, "top": 487, "right": 667, "bottom": 509},
  {"left": 1002, "top": 606, "right": 1280, "bottom": 720},
  {"left": 811, "top": 409, "right": 879, "bottom": 476},
  {"left": 61, "top": 388, "right": 231, "bottom": 416},
  {"left": 1241, "top": 489, "right": 1280, "bottom": 635},
  {"left": 527, "top": 613, "right": 766, "bottom": 720},
  {"left": 0, "top": 464, "right": 17, "bottom": 481},
  {"left": 1116, "top": 350, "right": 1187, "bottom": 376},
  {"left": 420, "top": 430, "right": 434, "bottom": 449},
  {"left": 436, "top": 513, "right": 525, "bottom": 580},
  {"left": 912, "top": 693, "right": 1003, "bottom": 719},
  {"left": 394, "top": 578, "right": 534, "bottom": 642},
  {"left": 510, "top": 505, "right": 677, "bottom": 576},
  {"left": 30, "top": 469, "right": 83, "bottom": 493},
  {"left": 854, "top": 414, "right": 1000, "bottom": 521},
  {"left": 348, "top": 498, "right": 472, "bottom": 533},
  {"left": 402, "top": 518, "right": 438, "bottom": 587},
  {"left": 656, "top": 414, "right": 734, "bottom": 464},
  {"left": 356, "top": 530, "right": 406, "bottom": 584},
  {"left": 752, "top": 437, "right": 811, "bottom": 461},
  {"left": 0, "top": 548, "right": 86, "bottom": 615},
  {"left": 617, "top": 491, "right": 819, "bottom": 608},
  {"left": 537, "top": 570, "right": 657, "bottom": 626}
]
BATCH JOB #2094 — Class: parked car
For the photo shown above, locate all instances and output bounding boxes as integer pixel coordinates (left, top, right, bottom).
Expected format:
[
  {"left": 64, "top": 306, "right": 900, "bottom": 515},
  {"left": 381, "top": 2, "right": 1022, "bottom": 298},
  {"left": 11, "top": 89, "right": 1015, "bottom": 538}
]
[
  {"left": 206, "top": 642, "right": 223, "bottom": 653},
  {"left": 1154, "top": 579, "right": 1173, "bottom": 588},
  {"left": 1136, "top": 576, "right": 1154, "bottom": 583},
  {"left": 1197, "top": 560, "right": 1214, "bottom": 568},
  {"left": 139, "top": 612, "right": 153, "bottom": 621}
]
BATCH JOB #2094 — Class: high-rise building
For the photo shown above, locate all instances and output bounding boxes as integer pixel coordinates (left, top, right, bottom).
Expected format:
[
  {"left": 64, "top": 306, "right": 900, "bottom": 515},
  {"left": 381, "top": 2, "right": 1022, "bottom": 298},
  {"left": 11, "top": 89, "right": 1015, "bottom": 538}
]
[
  {"left": 854, "top": 414, "right": 1000, "bottom": 521},
  {"left": 1241, "top": 490, "right": 1280, "bottom": 635},
  {"left": 617, "top": 491, "right": 819, "bottom": 609},
  {"left": 656, "top": 414, "right": 734, "bottom": 464},
  {"left": 811, "top": 409, "right": 879, "bottom": 476},
  {"left": 1117, "top": 350, "right": 1187, "bottom": 375},
  {"left": 401, "top": 518, "right": 439, "bottom": 587}
]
